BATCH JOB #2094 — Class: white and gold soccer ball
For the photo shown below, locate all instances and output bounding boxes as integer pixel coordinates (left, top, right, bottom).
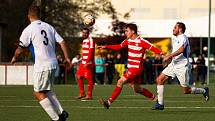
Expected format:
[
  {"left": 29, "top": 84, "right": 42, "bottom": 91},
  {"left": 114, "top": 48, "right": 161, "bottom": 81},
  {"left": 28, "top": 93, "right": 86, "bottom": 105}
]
[{"left": 83, "top": 14, "right": 95, "bottom": 27}]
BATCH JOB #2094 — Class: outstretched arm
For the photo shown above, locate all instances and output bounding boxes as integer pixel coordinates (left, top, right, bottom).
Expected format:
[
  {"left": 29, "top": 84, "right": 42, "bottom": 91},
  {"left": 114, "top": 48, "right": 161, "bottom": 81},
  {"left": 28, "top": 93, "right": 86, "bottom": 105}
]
[
  {"left": 11, "top": 47, "right": 23, "bottom": 64},
  {"left": 98, "top": 44, "right": 122, "bottom": 51}
]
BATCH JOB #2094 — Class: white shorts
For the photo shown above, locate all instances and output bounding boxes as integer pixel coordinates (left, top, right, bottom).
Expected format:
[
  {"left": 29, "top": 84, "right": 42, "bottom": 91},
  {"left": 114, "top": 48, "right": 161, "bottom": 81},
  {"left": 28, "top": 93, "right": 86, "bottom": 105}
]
[
  {"left": 33, "top": 69, "right": 56, "bottom": 92},
  {"left": 162, "top": 61, "right": 191, "bottom": 87}
]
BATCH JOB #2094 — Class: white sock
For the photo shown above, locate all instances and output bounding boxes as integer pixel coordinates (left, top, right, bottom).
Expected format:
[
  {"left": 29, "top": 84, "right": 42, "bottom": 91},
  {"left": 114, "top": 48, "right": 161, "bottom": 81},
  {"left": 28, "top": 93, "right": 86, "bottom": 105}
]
[
  {"left": 157, "top": 85, "right": 164, "bottom": 105},
  {"left": 47, "top": 91, "right": 64, "bottom": 115},
  {"left": 39, "top": 98, "right": 59, "bottom": 120},
  {"left": 191, "top": 87, "right": 206, "bottom": 94}
]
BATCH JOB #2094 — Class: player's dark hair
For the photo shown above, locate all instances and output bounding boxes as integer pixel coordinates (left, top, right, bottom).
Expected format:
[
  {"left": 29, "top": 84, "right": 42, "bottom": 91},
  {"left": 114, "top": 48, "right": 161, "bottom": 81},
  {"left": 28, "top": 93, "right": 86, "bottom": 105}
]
[
  {"left": 125, "top": 23, "right": 138, "bottom": 34},
  {"left": 82, "top": 28, "right": 90, "bottom": 33},
  {"left": 28, "top": 5, "right": 40, "bottom": 18},
  {"left": 176, "top": 22, "right": 186, "bottom": 33}
]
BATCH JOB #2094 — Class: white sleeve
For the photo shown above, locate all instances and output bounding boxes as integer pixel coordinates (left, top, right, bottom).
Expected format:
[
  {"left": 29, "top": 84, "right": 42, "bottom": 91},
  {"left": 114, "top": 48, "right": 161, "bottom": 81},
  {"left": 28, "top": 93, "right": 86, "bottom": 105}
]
[
  {"left": 178, "top": 36, "right": 187, "bottom": 48},
  {"left": 54, "top": 29, "right": 63, "bottom": 43},
  {"left": 19, "top": 28, "right": 31, "bottom": 47}
]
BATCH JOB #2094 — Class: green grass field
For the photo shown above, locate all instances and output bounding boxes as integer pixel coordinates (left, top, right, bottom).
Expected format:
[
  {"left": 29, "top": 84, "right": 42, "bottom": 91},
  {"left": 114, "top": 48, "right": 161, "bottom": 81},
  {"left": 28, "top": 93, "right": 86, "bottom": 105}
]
[{"left": 0, "top": 84, "right": 214, "bottom": 121}]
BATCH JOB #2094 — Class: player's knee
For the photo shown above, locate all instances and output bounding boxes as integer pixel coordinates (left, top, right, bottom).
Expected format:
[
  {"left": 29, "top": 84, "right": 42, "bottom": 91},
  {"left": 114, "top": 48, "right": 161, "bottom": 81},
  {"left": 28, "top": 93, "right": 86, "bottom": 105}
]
[
  {"left": 156, "top": 78, "right": 162, "bottom": 85},
  {"left": 183, "top": 88, "right": 191, "bottom": 94},
  {"left": 116, "top": 80, "right": 124, "bottom": 87},
  {"left": 33, "top": 91, "right": 47, "bottom": 101}
]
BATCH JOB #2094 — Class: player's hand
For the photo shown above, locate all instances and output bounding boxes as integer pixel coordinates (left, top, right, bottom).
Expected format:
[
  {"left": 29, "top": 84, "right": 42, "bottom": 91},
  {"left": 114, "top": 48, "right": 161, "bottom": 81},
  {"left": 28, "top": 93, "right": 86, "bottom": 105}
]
[
  {"left": 64, "top": 58, "right": 72, "bottom": 67},
  {"left": 163, "top": 55, "right": 172, "bottom": 62},
  {"left": 11, "top": 56, "right": 17, "bottom": 64},
  {"left": 97, "top": 46, "right": 106, "bottom": 49},
  {"left": 160, "top": 51, "right": 166, "bottom": 55},
  {"left": 84, "top": 64, "right": 88, "bottom": 69}
]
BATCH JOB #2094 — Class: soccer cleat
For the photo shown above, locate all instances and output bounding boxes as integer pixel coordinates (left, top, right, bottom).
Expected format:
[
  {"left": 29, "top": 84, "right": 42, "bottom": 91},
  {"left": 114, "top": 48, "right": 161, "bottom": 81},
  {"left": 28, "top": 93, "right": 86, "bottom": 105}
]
[
  {"left": 75, "top": 94, "right": 86, "bottom": 99},
  {"left": 203, "top": 87, "right": 209, "bottom": 101},
  {"left": 99, "top": 98, "right": 110, "bottom": 109},
  {"left": 81, "top": 96, "right": 93, "bottom": 101},
  {"left": 59, "top": 110, "right": 69, "bottom": 121},
  {"left": 152, "top": 102, "right": 164, "bottom": 110}
]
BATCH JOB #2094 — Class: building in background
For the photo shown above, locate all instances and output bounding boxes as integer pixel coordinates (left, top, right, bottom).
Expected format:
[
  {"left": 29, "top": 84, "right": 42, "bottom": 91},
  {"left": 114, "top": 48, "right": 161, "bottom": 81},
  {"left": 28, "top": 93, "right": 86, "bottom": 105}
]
[{"left": 92, "top": 0, "right": 215, "bottom": 56}]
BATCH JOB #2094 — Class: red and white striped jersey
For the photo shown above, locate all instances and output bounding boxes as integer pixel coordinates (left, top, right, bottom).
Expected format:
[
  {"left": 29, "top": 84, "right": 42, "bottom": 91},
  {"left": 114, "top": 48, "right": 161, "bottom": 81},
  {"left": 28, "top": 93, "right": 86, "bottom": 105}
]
[
  {"left": 81, "top": 37, "right": 95, "bottom": 65},
  {"left": 106, "top": 36, "right": 162, "bottom": 70}
]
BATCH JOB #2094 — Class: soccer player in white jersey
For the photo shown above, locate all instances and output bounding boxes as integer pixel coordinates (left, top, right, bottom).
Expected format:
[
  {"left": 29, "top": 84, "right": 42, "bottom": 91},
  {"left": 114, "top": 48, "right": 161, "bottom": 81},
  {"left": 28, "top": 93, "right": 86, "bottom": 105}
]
[
  {"left": 76, "top": 28, "right": 95, "bottom": 100},
  {"left": 98, "top": 23, "right": 163, "bottom": 109},
  {"left": 11, "top": 6, "right": 70, "bottom": 121},
  {"left": 152, "top": 22, "right": 209, "bottom": 110}
]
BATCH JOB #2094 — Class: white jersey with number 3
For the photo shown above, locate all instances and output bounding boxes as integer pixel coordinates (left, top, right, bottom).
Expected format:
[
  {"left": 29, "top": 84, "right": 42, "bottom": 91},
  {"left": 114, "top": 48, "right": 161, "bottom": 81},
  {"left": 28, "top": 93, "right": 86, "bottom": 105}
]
[{"left": 19, "top": 20, "right": 63, "bottom": 72}]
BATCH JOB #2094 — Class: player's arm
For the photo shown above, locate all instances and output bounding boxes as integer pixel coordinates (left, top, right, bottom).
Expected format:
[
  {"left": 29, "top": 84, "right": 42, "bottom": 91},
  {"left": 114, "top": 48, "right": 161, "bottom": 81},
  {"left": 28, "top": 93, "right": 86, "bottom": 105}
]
[
  {"left": 59, "top": 41, "right": 71, "bottom": 64},
  {"left": 101, "top": 44, "right": 122, "bottom": 51},
  {"left": 163, "top": 45, "right": 184, "bottom": 62},
  {"left": 11, "top": 47, "right": 23, "bottom": 64},
  {"left": 142, "top": 40, "right": 163, "bottom": 55},
  {"left": 11, "top": 28, "right": 30, "bottom": 64},
  {"left": 98, "top": 39, "right": 127, "bottom": 51}
]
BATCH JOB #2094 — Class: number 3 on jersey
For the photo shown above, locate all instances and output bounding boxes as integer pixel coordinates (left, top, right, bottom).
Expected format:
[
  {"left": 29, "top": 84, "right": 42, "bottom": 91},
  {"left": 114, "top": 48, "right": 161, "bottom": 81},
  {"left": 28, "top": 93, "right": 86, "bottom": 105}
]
[{"left": 41, "top": 30, "right": 49, "bottom": 45}]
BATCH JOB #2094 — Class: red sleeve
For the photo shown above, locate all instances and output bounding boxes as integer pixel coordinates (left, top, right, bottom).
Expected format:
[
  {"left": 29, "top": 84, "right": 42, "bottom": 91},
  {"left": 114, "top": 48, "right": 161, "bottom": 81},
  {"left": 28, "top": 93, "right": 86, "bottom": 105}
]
[
  {"left": 149, "top": 46, "right": 162, "bottom": 54},
  {"left": 142, "top": 39, "right": 162, "bottom": 54},
  {"left": 105, "top": 44, "right": 122, "bottom": 51},
  {"left": 105, "top": 39, "right": 128, "bottom": 51}
]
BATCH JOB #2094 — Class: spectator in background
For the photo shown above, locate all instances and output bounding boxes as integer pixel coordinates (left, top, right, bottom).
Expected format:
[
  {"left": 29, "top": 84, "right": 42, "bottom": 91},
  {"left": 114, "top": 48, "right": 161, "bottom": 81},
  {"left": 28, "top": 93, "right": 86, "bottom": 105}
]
[
  {"left": 188, "top": 55, "right": 195, "bottom": 85},
  {"left": 56, "top": 55, "right": 65, "bottom": 84},
  {"left": 71, "top": 54, "right": 82, "bottom": 82},
  {"left": 114, "top": 53, "right": 126, "bottom": 79},
  {"left": 196, "top": 54, "right": 207, "bottom": 85},
  {"left": 105, "top": 53, "right": 115, "bottom": 84},
  {"left": 143, "top": 56, "right": 153, "bottom": 84},
  {"left": 153, "top": 55, "right": 163, "bottom": 77},
  {"left": 95, "top": 54, "right": 105, "bottom": 85}
]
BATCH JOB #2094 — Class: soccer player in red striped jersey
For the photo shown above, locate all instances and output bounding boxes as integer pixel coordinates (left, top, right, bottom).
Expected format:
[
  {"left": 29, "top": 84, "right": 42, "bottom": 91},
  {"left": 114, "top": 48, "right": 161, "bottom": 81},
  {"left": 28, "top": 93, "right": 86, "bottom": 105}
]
[
  {"left": 76, "top": 28, "right": 95, "bottom": 100},
  {"left": 99, "top": 23, "right": 163, "bottom": 109}
]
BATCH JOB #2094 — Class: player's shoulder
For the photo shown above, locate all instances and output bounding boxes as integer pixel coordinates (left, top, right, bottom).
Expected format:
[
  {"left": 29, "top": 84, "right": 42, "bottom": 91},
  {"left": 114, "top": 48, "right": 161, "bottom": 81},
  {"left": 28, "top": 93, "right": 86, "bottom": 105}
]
[
  {"left": 178, "top": 34, "right": 188, "bottom": 42},
  {"left": 178, "top": 34, "right": 187, "bottom": 39},
  {"left": 139, "top": 36, "right": 150, "bottom": 44}
]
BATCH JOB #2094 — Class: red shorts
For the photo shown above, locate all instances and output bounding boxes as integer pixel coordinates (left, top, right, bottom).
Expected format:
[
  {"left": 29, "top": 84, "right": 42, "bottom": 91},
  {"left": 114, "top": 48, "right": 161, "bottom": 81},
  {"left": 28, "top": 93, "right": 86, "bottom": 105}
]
[
  {"left": 123, "top": 69, "right": 142, "bottom": 84},
  {"left": 76, "top": 64, "right": 94, "bottom": 79}
]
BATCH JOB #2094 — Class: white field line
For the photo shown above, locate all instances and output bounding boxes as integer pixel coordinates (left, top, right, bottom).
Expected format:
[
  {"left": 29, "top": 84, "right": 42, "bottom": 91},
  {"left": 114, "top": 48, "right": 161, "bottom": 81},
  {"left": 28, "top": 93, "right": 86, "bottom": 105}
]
[
  {"left": 0, "top": 99, "right": 205, "bottom": 103},
  {"left": 0, "top": 105, "right": 215, "bottom": 109}
]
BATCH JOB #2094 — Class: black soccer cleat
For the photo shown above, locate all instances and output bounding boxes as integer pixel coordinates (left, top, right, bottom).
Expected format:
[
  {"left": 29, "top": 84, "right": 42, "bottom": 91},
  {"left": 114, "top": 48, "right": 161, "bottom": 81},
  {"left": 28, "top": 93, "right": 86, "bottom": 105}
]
[
  {"left": 152, "top": 102, "right": 164, "bottom": 110},
  {"left": 99, "top": 98, "right": 110, "bottom": 109},
  {"left": 203, "top": 87, "right": 209, "bottom": 101},
  {"left": 59, "top": 110, "right": 69, "bottom": 121}
]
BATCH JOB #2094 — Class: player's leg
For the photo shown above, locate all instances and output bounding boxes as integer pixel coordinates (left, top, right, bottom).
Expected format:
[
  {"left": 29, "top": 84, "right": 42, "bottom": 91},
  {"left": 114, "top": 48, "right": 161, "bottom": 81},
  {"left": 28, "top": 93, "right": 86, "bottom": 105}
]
[
  {"left": 82, "top": 67, "right": 94, "bottom": 100},
  {"left": 132, "top": 83, "right": 156, "bottom": 101},
  {"left": 152, "top": 62, "right": 176, "bottom": 110},
  {"left": 177, "top": 66, "right": 209, "bottom": 101},
  {"left": 130, "top": 74, "right": 156, "bottom": 100},
  {"left": 76, "top": 64, "right": 86, "bottom": 99},
  {"left": 46, "top": 91, "right": 69, "bottom": 120},
  {"left": 99, "top": 76, "right": 127, "bottom": 109},
  {"left": 155, "top": 73, "right": 168, "bottom": 104},
  {"left": 33, "top": 71, "right": 60, "bottom": 121}
]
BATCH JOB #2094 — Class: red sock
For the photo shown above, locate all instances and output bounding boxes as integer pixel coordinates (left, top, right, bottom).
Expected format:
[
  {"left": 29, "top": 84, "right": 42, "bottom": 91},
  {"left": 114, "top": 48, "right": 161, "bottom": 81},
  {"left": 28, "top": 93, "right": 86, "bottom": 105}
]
[
  {"left": 140, "top": 88, "right": 155, "bottom": 99},
  {"left": 87, "top": 77, "right": 94, "bottom": 97},
  {"left": 109, "top": 86, "right": 122, "bottom": 103},
  {"left": 77, "top": 79, "right": 85, "bottom": 95}
]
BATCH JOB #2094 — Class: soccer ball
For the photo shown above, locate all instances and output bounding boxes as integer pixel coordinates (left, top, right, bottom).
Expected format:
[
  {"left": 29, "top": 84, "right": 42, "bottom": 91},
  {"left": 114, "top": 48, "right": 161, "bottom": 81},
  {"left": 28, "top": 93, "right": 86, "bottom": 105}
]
[{"left": 83, "top": 14, "right": 95, "bottom": 27}]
